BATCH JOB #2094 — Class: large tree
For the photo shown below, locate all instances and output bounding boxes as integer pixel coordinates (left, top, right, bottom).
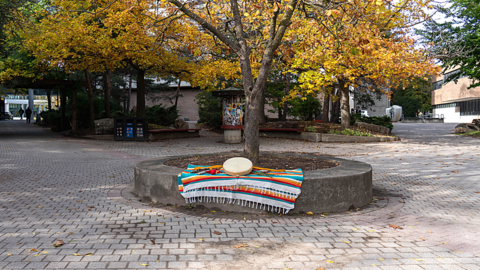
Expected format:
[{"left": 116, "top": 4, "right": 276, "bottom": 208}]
[
  {"left": 418, "top": 0, "right": 480, "bottom": 87},
  {"left": 289, "top": 0, "right": 439, "bottom": 129},
  {"left": 21, "top": 0, "right": 192, "bottom": 120}
]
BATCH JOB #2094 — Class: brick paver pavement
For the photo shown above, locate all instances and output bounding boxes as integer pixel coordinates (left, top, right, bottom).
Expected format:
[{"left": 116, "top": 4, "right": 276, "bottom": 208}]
[{"left": 1, "top": 120, "right": 479, "bottom": 269}]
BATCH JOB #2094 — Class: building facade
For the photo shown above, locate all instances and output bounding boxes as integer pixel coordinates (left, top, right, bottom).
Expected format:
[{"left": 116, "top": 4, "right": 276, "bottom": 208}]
[
  {"left": 2, "top": 90, "right": 58, "bottom": 118},
  {"left": 432, "top": 70, "right": 480, "bottom": 123}
]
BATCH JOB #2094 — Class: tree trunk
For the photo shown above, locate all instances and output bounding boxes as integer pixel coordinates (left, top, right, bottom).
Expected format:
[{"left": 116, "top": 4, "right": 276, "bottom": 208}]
[
  {"left": 174, "top": 79, "right": 181, "bottom": 109},
  {"left": 282, "top": 73, "right": 291, "bottom": 121},
  {"left": 127, "top": 73, "right": 132, "bottom": 114},
  {"left": 136, "top": 69, "right": 146, "bottom": 118},
  {"left": 60, "top": 88, "right": 66, "bottom": 131},
  {"left": 103, "top": 70, "right": 111, "bottom": 118},
  {"left": 339, "top": 81, "right": 351, "bottom": 130},
  {"left": 243, "top": 89, "right": 260, "bottom": 162},
  {"left": 84, "top": 69, "right": 95, "bottom": 128},
  {"left": 70, "top": 86, "right": 77, "bottom": 131},
  {"left": 257, "top": 85, "right": 266, "bottom": 124},
  {"left": 322, "top": 90, "right": 330, "bottom": 123},
  {"left": 47, "top": 90, "right": 51, "bottom": 110},
  {"left": 331, "top": 92, "right": 341, "bottom": 123}
]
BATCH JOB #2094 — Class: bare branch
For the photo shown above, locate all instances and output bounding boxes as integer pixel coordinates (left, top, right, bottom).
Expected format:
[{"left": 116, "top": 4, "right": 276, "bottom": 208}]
[{"left": 168, "top": 0, "right": 241, "bottom": 52}]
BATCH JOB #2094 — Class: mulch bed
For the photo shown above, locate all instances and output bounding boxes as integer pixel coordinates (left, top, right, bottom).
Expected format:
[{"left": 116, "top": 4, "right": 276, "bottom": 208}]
[{"left": 164, "top": 154, "right": 339, "bottom": 171}]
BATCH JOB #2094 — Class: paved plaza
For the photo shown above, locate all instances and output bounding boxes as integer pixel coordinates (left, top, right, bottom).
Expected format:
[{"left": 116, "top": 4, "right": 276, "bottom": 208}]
[{"left": 0, "top": 120, "right": 479, "bottom": 269}]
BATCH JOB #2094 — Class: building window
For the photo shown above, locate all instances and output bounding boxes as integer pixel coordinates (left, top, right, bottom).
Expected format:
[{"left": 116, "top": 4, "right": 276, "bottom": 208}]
[
  {"left": 433, "top": 102, "right": 457, "bottom": 109},
  {"left": 459, "top": 99, "right": 480, "bottom": 116}
]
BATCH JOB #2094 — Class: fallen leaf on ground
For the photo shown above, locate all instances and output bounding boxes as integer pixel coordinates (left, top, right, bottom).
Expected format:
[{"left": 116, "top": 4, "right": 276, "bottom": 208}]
[
  {"left": 326, "top": 260, "right": 334, "bottom": 263},
  {"left": 144, "top": 210, "right": 152, "bottom": 212},
  {"left": 379, "top": 258, "right": 384, "bottom": 261},
  {"left": 317, "top": 268, "right": 325, "bottom": 270},
  {"left": 389, "top": 224, "right": 403, "bottom": 229},
  {"left": 420, "top": 238, "right": 425, "bottom": 241},
  {"left": 428, "top": 230, "right": 433, "bottom": 233},
  {"left": 213, "top": 231, "right": 222, "bottom": 235},
  {"left": 76, "top": 200, "right": 83, "bottom": 202},
  {"left": 73, "top": 253, "right": 82, "bottom": 256},
  {"left": 234, "top": 243, "right": 248, "bottom": 248},
  {"left": 391, "top": 183, "right": 397, "bottom": 185},
  {"left": 210, "top": 211, "right": 216, "bottom": 212},
  {"left": 198, "top": 239, "right": 205, "bottom": 241},
  {"left": 475, "top": 192, "right": 480, "bottom": 194},
  {"left": 139, "top": 263, "right": 148, "bottom": 266},
  {"left": 84, "top": 253, "right": 92, "bottom": 256},
  {"left": 452, "top": 171, "right": 458, "bottom": 173},
  {"left": 442, "top": 242, "right": 446, "bottom": 244},
  {"left": 306, "top": 212, "right": 313, "bottom": 215},
  {"left": 413, "top": 259, "right": 423, "bottom": 261},
  {"left": 150, "top": 240, "right": 155, "bottom": 244},
  {"left": 53, "top": 240, "right": 64, "bottom": 247},
  {"left": 453, "top": 250, "right": 462, "bottom": 253},
  {"left": 28, "top": 249, "right": 39, "bottom": 253}
]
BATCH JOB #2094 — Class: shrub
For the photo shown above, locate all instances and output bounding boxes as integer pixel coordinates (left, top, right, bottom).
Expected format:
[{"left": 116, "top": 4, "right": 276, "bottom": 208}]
[
  {"left": 40, "top": 110, "right": 62, "bottom": 127},
  {"left": 196, "top": 91, "right": 223, "bottom": 129},
  {"left": 328, "top": 128, "right": 373, "bottom": 137},
  {"left": 305, "top": 126, "right": 317, "bottom": 132},
  {"left": 145, "top": 104, "right": 179, "bottom": 126},
  {"left": 288, "top": 95, "right": 322, "bottom": 121},
  {"left": 359, "top": 115, "right": 393, "bottom": 130}
]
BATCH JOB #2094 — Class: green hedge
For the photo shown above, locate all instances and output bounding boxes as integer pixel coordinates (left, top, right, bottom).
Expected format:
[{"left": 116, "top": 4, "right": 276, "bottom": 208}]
[
  {"left": 359, "top": 115, "right": 394, "bottom": 130},
  {"left": 145, "top": 104, "right": 179, "bottom": 126}
]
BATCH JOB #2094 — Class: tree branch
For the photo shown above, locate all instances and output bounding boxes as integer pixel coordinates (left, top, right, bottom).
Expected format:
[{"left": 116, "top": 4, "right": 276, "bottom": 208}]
[{"left": 168, "top": 0, "right": 240, "bottom": 52}]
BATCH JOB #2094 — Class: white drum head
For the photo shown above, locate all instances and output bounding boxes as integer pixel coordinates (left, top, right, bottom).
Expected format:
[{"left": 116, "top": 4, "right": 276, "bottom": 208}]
[{"left": 223, "top": 157, "right": 253, "bottom": 176}]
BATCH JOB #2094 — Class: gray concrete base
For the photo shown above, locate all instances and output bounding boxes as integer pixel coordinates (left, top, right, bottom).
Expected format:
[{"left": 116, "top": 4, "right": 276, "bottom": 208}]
[
  {"left": 224, "top": 129, "right": 242, "bottom": 143},
  {"left": 260, "top": 131, "right": 397, "bottom": 143},
  {"left": 321, "top": 134, "right": 398, "bottom": 142},
  {"left": 134, "top": 153, "right": 372, "bottom": 213}
]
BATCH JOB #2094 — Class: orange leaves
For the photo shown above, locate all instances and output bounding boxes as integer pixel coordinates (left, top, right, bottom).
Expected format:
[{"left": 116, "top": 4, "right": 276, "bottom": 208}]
[{"left": 389, "top": 224, "right": 403, "bottom": 229}]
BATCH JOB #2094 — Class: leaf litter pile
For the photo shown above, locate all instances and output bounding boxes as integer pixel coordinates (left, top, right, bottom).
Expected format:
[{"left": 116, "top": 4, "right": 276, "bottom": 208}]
[{"left": 165, "top": 154, "right": 339, "bottom": 171}]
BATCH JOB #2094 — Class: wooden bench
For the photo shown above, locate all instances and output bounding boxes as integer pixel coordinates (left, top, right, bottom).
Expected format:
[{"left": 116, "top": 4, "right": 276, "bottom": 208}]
[{"left": 148, "top": 129, "right": 201, "bottom": 140}]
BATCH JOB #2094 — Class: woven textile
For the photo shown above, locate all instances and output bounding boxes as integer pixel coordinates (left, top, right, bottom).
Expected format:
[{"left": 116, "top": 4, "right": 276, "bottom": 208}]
[{"left": 178, "top": 165, "right": 304, "bottom": 214}]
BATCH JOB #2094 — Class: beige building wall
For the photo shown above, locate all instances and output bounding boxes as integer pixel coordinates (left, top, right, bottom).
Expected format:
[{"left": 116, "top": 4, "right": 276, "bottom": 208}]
[
  {"left": 432, "top": 76, "right": 480, "bottom": 105},
  {"left": 129, "top": 89, "right": 201, "bottom": 121}
]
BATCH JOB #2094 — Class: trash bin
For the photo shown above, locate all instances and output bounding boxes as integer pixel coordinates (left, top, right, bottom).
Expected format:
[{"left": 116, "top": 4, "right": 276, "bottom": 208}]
[
  {"left": 125, "top": 118, "right": 135, "bottom": 141},
  {"left": 114, "top": 117, "right": 148, "bottom": 141},
  {"left": 134, "top": 118, "right": 147, "bottom": 141},
  {"left": 114, "top": 118, "right": 125, "bottom": 141}
]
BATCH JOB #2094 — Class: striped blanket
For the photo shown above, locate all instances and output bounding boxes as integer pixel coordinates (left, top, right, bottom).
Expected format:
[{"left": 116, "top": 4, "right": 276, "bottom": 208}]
[{"left": 178, "top": 165, "right": 304, "bottom": 214}]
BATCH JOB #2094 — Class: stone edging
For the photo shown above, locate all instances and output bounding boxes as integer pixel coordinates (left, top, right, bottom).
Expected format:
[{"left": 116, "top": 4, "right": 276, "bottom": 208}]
[{"left": 260, "top": 131, "right": 399, "bottom": 143}]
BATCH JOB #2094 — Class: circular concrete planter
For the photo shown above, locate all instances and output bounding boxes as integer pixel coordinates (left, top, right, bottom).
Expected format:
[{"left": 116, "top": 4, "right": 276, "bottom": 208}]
[{"left": 134, "top": 153, "right": 372, "bottom": 213}]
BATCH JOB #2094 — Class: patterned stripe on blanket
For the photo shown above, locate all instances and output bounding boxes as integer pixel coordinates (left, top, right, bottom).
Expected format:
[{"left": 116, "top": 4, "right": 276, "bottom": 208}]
[{"left": 178, "top": 165, "right": 304, "bottom": 214}]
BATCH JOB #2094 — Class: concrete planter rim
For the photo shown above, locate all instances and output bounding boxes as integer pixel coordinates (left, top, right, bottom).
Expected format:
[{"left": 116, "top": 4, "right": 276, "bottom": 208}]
[{"left": 135, "top": 152, "right": 371, "bottom": 179}]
